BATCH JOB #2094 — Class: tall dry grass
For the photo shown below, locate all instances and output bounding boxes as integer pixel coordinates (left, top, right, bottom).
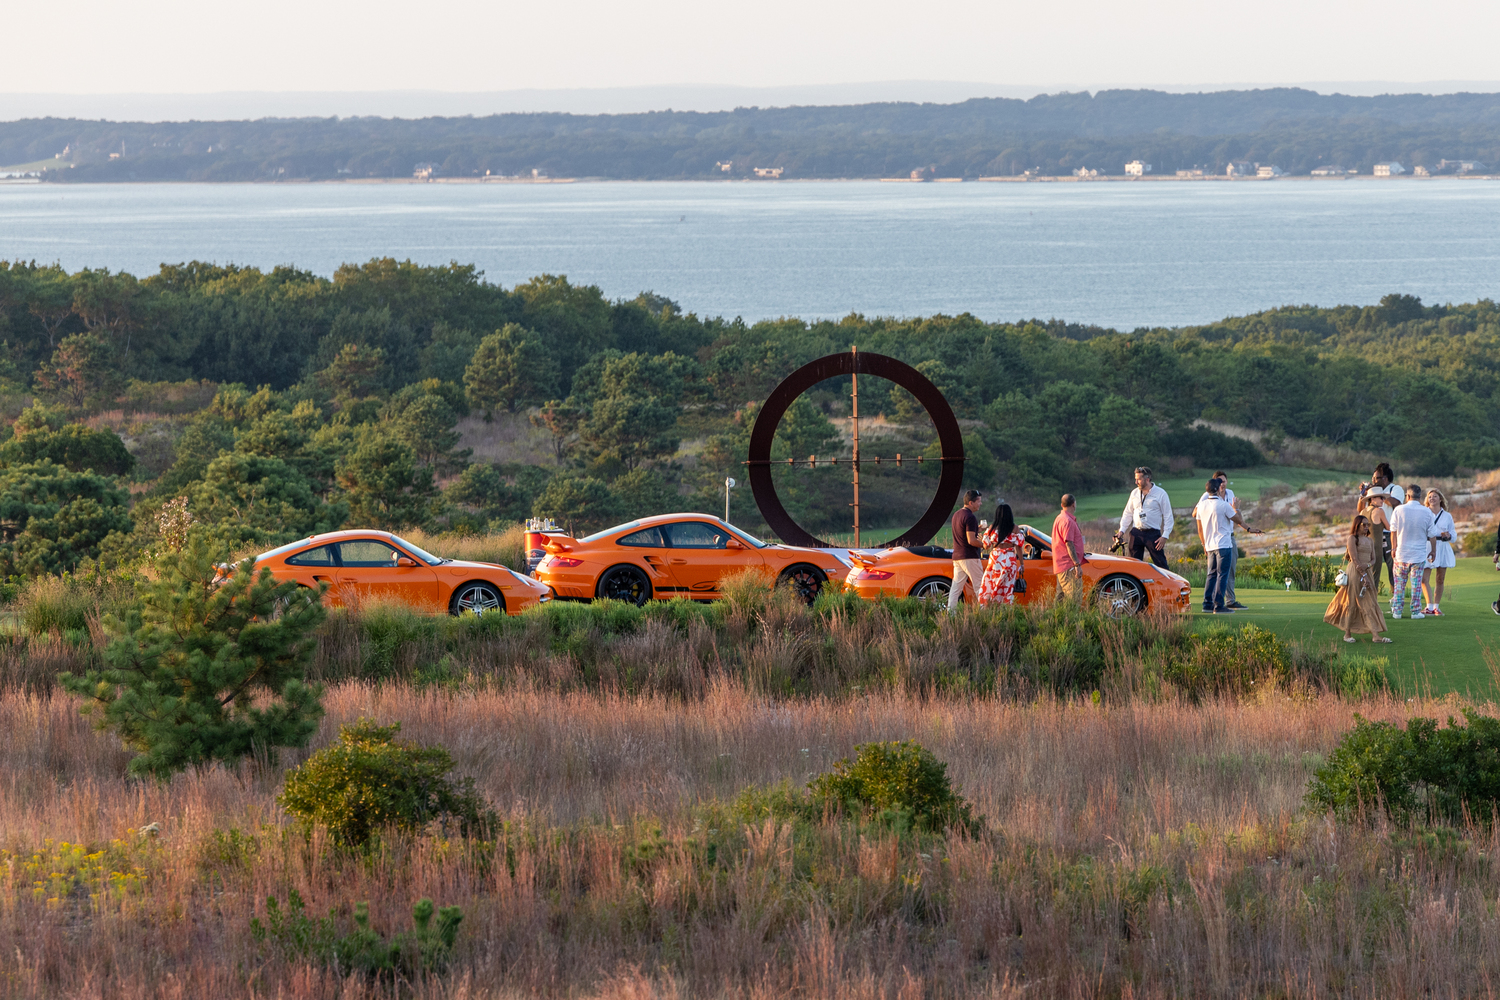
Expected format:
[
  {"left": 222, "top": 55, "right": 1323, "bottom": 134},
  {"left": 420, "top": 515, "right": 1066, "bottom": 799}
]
[
  {"left": 404, "top": 524, "right": 529, "bottom": 572},
  {"left": 0, "top": 681, "right": 1493, "bottom": 997}
]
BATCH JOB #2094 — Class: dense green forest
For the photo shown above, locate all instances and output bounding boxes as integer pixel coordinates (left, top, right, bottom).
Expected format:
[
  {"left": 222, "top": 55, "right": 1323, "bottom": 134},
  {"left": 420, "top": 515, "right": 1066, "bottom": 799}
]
[
  {"left": 0, "top": 256, "right": 1496, "bottom": 570},
  {"left": 5, "top": 88, "right": 1499, "bottom": 181}
]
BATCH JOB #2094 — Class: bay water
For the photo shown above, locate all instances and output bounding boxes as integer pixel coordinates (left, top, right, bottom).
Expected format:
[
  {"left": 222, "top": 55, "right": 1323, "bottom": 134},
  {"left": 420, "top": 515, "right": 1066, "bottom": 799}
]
[{"left": 1, "top": 179, "right": 1497, "bottom": 329}]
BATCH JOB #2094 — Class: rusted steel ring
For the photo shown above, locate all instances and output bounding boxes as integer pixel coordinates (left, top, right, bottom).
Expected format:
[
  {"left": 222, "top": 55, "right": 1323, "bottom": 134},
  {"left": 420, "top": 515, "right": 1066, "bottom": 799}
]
[{"left": 746, "top": 352, "right": 965, "bottom": 549}]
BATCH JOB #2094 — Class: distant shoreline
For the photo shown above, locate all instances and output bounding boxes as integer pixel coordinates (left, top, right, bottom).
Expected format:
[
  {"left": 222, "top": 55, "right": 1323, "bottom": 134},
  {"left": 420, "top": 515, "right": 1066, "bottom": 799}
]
[{"left": 4, "top": 174, "right": 1497, "bottom": 186}]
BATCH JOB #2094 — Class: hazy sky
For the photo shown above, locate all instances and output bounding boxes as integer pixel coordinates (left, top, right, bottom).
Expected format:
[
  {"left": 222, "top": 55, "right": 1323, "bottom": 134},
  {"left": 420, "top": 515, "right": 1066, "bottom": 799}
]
[{"left": 9, "top": 0, "right": 1498, "bottom": 94}]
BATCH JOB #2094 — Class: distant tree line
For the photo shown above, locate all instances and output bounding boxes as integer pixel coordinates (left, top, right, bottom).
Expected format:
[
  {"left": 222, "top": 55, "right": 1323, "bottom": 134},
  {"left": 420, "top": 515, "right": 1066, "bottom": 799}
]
[
  {"left": 4, "top": 88, "right": 1500, "bottom": 181},
  {"left": 1, "top": 257, "right": 1497, "bottom": 569}
]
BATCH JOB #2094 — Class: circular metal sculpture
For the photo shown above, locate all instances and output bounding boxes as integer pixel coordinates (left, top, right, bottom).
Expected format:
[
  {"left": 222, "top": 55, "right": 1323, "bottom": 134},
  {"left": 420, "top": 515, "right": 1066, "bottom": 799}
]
[{"left": 747, "top": 351, "right": 965, "bottom": 549}]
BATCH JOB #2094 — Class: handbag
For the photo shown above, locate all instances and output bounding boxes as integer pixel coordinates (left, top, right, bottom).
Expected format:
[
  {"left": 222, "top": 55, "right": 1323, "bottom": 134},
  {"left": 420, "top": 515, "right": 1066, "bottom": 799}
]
[{"left": 1335, "top": 565, "right": 1349, "bottom": 588}]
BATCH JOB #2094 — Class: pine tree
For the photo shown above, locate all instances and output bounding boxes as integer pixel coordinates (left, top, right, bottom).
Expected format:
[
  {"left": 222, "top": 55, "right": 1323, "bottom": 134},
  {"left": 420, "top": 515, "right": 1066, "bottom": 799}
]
[{"left": 59, "top": 535, "right": 327, "bottom": 779}]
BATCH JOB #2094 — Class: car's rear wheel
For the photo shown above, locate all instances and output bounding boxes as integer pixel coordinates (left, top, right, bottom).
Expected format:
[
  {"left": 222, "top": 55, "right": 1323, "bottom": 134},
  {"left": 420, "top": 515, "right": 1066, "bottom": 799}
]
[
  {"left": 598, "top": 565, "right": 652, "bottom": 606},
  {"left": 776, "top": 563, "right": 827, "bottom": 605},
  {"left": 1095, "top": 574, "right": 1147, "bottom": 618},
  {"left": 910, "top": 576, "right": 953, "bottom": 603},
  {"left": 451, "top": 581, "right": 505, "bottom": 617}
]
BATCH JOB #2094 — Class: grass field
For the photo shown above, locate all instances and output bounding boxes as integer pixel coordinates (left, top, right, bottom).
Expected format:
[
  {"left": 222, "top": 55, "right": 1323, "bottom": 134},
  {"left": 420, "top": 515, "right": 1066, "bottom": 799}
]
[
  {"left": 1073, "top": 465, "right": 1355, "bottom": 523},
  {"left": 1191, "top": 555, "right": 1500, "bottom": 695}
]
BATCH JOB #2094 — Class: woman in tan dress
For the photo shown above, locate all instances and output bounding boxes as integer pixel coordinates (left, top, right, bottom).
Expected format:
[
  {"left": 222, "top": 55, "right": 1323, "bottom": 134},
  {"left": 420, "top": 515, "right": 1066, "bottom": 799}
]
[{"left": 1324, "top": 513, "right": 1391, "bottom": 642}]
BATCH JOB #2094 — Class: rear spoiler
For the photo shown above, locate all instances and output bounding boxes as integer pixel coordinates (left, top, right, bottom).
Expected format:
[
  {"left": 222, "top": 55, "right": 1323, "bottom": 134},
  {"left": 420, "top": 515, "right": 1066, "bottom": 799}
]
[{"left": 542, "top": 536, "right": 577, "bottom": 554}]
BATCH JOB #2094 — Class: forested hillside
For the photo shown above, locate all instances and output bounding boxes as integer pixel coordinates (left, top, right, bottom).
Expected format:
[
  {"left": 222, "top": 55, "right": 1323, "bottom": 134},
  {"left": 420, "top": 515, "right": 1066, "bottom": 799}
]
[
  {"left": 0, "top": 257, "right": 1495, "bottom": 570},
  {"left": 5, "top": 88, "right": 1500, "bottom": 180}
]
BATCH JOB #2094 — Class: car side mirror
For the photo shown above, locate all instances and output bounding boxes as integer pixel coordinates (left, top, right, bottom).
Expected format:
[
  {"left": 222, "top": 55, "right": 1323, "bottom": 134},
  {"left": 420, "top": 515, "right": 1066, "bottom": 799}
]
[
  {"left": 395, "top": 556, "right": 420, "bottom": 568},
  {"left": 725, "top": 538, "right": 744, "bottom": 550}
]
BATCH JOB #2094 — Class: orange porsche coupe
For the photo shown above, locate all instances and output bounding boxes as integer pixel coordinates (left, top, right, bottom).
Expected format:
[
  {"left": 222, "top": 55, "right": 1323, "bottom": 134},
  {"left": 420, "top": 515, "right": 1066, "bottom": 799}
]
[
  {"left": 844, "top": 525, "right": 1191, "bottom": 617},
  {"left": 532, "top": 514, "right": 850, "bottom": 605},
  {"left": 254, "top": 529, "right": 552, "bottom": 615}
]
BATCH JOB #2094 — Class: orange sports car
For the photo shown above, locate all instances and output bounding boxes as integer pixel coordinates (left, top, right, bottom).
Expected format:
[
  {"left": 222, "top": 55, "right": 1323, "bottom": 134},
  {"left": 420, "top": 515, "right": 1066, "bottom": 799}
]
[
  {"left": 844, "top": 525, "right": 1191, "bottom": 616},
  {"left": 253, "top": 529, "right": 552, "bottom": 615},
  {"left": 533, "top": 514, "right": 850, "bottom": 605}
]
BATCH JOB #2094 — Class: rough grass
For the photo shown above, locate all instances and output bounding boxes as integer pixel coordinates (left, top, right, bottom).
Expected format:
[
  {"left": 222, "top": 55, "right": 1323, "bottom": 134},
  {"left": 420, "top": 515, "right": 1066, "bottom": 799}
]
[{"left": 0, "top": 680, "right": 1497, "bottom": 997}]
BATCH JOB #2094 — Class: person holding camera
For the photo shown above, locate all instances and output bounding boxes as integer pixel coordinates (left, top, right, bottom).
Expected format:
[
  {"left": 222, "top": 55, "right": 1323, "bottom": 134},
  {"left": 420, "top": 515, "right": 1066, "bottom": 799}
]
[{"left": 1115, "top": 466, "right": 1173, "bottom": 570}]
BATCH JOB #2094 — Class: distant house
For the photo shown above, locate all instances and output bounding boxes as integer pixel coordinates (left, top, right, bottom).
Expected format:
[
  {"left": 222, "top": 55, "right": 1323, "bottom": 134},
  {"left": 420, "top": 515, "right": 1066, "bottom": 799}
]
[
  {"left": 753, "top": 167, "right": 783, "bottom": 178},
  {"left": 1372, "top": 162, "right": 1406, "bottom": 177},
  {"left": 1310, "top": 165, "right": 1351, "bottom": 176},
  {"left": 413, "top": 163, "right": 437, "bottom": 180},
  {"left": 1072, "top": 166, "right": 1099, "bottom": 178},
  {"left": 1176, "top": 168, "right": 1205, "bottom": 178},
  {"left": 1256, "top": 165, "right": 1284, "bottom": 178},
  {"left": 1226, "top": 161, "right": 1255, "bottom": 177},
  {"left": 715, "top": 160, "right": 733, "bottom": 173},
  {"left": 1124, "top": 160, "right": 1152, "bottom": 176},
  {"left": 1436, "top": 159, "right": 1486, "bottom": 174},
  {"left": 1414, "top": 165, "right": 1431, "bottom": 177}
]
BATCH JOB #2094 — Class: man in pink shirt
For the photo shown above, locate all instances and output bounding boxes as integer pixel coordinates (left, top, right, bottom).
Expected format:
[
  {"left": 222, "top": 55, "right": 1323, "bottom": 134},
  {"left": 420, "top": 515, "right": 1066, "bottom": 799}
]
[{"left": 1051, "top": 494, "right": 1089, "bottom": 600}]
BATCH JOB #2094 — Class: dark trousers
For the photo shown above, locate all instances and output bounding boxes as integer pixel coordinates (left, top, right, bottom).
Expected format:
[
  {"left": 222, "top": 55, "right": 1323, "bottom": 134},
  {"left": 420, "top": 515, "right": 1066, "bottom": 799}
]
[
  {"left": 1375, "top": 544, "right": 1394, "bottom": 593},
  {"left": 1204, "top": 547, "right": 1233, "bottom": 610},
  {"left": 1127, "top": 527, "right": 1170, "bottom": 570}
]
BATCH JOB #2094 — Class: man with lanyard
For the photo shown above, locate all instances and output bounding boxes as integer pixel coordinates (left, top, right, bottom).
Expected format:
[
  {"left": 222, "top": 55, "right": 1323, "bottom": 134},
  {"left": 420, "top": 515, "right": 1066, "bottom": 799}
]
[
  {"left": 1114, "top": 466, "right": 1173, "bottom": 570},
  {"left": 947, "top": 489, "right": 984, "bottom": 612},
  {"left": 1212, "top": 469, "right": 1247, "bottom": 610}
]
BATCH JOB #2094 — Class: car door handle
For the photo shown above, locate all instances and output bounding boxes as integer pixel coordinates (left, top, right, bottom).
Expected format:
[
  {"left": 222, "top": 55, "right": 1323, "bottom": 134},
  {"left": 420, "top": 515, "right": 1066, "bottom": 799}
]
[{"left": 669, "top": 558, "right": 688, "bottom": 565}]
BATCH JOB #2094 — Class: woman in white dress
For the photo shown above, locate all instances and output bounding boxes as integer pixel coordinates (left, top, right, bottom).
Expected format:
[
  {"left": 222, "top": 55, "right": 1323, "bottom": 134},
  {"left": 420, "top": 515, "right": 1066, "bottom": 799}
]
[{"left": 1422, "top": 488, "right": 1457, "bottom": 615}]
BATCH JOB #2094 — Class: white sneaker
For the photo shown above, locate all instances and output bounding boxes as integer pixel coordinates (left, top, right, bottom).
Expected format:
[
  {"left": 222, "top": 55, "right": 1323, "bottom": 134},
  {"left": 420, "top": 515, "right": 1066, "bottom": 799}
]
[
  {"left": 1411, "top": 612, "right": 1426, "bottom": 619},
  {"left": 1390, "top": 612, "right": 1402, "bottom": 619}
]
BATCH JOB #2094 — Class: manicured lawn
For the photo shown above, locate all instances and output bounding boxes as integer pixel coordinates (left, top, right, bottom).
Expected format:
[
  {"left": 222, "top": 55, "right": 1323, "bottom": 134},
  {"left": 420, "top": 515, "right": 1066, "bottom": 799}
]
[
  {"left": 1191, "top": 555, "right": 1500, "bottom": 695},
  {"left": 1074, "top": 465, "right": 1355, "bottom": 523}
]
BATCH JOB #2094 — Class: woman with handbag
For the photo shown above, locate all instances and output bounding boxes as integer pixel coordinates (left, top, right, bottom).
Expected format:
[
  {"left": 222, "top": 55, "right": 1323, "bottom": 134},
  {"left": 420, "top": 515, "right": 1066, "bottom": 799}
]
[
  {"left": 1324, "top": 513, "right": 1391, "bottom": 642},
  {"left": 978, "top": 502, "right": 1027, "bottom": 605}
]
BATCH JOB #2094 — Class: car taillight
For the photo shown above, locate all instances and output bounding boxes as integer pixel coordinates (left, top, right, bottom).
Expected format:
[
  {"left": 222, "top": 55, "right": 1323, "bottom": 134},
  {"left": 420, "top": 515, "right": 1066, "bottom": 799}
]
[
  {"left": 856, "top": 569, "right": 894, "bottom": 581},
  {"left": 548, "top": 557, "right": 584, "bottom": 568}
]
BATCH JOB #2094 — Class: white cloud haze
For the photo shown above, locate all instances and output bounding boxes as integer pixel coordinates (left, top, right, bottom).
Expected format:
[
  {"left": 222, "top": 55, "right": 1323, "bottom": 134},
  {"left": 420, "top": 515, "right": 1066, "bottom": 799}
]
[{"left": 6, "top": 0, "right": 1498, "bottom": 96}]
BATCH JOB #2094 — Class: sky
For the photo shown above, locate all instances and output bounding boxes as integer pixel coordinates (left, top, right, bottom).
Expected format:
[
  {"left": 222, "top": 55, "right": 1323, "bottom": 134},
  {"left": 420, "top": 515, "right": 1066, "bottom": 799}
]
[{"left": 6, "top": 0, "right": 1499, "bottom": 99}]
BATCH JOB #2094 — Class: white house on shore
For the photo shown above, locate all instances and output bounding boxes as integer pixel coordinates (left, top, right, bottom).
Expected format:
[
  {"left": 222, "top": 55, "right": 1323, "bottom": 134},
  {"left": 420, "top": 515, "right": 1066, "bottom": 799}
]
[
  {"left": 1124, "top": 160, "right": 1152, "bottom": 176},
  {"left": 1256, "top": 165, "right": 1284, "bottom": 178},
  {"left": 1372, "top": 162, "right": 1406, "bottom": 177}
]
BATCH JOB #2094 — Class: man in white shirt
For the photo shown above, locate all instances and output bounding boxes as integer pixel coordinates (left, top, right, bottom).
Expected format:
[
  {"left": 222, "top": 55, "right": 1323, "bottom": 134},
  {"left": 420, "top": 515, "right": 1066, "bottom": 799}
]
[
  {"left": 1194, "top": 477, "right": 1262, "bottom": 613},
  {"left": 1115, "top": 466, "right": 1173, "bottom": 570},
  {"left": 1387, "top": 484, "right": 1436, "bottom": 619},
  {"left": 1213, "top": 469, "right": 1247, "bottom": 610}
]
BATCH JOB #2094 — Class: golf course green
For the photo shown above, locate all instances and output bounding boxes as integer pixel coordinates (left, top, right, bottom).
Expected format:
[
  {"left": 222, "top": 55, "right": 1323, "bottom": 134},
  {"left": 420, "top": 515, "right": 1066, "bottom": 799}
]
[{"left": 1194, "top": 555, "right": 1500, "bottom": 695}]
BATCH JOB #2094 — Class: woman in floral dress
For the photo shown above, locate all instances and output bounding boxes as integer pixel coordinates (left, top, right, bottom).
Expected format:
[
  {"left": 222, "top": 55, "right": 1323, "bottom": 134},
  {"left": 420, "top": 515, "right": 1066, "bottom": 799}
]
[{"left": 978, "top": 502, "right": 1026, "bottom": 605}]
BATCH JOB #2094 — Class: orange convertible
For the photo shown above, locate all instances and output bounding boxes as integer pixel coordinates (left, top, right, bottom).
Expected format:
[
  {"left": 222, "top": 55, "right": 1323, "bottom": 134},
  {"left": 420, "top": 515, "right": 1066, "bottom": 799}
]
[
  {"left": 845, "top": 525, "right": 1191, "bottom": 616},
  {"left": 533, "top": 514, "right": 850, "bottom": 605},
  {"left": 254, "top": 529, "right": 552, "bottom": 615}
]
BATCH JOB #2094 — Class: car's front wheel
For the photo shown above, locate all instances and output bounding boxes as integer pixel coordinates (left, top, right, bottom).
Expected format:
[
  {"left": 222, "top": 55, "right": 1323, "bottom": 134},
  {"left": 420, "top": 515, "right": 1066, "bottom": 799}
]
[
  {"left": 910, "top": 576, "right": 953, "bottom": 603},
  {"left": 776, "top": 564, "right": 827, "bottom": 605},
  {"left": 1095, "top": 574, "right": 1147, "bottom": 618},
  {"left": 451, "top": 581, "right": 505, "bottom": 616},
  {"left": 597, "top": 565, "right": 652, "bottom": 606}
]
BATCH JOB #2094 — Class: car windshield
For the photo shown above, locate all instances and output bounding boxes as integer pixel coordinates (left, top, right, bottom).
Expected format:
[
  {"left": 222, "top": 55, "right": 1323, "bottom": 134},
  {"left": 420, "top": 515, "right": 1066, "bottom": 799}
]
[
  {"left": 392, "top": 537, "right": 448, "bottom": 565},
  {"left": 255, "top": 538, "right": 313, "bottom": 562},
  {"left": 723, "top": 523, "right": 768, "bottom": 548},
  {"left": 581, "top": 521, "right": 639, "bottom": 544},
  {"left": 1024, "top": 526, "right": 1052, "bottom": 547}
]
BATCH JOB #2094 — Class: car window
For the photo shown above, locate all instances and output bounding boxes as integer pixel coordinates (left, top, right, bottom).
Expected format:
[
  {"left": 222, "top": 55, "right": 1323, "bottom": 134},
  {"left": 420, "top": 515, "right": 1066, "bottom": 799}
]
[
  {"left": 286, "top": 544, "right": 337, "bottom": 567},
  {"left": 617, "top": 527, "right": 665, "bottom": 547},
  {"left": 664, "top": 522, "right": 728, "bottom": 549},
  {"left": 337, "top": 540, "right": 402, "bottom": 567}
]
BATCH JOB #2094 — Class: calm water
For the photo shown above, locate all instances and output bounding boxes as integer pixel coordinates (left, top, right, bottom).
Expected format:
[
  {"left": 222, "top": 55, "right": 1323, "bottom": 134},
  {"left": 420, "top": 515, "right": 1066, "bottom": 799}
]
[{"left": 1, "top": 180, "right": 1497, "bottom": 328}]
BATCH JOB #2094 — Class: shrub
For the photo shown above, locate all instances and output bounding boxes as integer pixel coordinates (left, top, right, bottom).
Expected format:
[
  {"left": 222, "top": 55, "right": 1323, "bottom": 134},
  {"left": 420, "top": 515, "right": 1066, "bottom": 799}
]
[
  {"left": 58, "top": 536, "right": 326, "bottom": 779},
  {"left": 809, "top": 740, "right": 982, "bottom": 834},
  {"left": 251, "top": 889, "right": 463, "bottom": 976},
  {"left": 279, "top": 719, "right": 492, "bottom": 846},
  {"left": 1306, "top": 711, "right": 1500, "bottom": 823},
  {"left": 1462, "top": 529, "right": 1494, "bottom": 558}
]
